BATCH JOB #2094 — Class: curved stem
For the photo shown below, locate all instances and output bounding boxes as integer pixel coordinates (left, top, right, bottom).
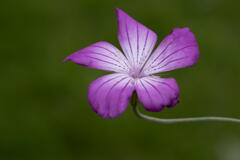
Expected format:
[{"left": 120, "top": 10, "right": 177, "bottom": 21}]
[{"left": 132, "top": 104, "right": 240, "bottom": 124}]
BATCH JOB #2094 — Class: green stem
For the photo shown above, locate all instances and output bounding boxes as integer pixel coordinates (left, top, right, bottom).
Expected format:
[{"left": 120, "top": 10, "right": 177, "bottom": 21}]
[{"left": 131, "top": 95, "right": 240, "bottom": 124}]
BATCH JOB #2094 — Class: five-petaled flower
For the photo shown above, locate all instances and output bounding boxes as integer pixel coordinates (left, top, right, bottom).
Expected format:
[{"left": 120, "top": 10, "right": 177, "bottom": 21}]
[{"left": 64, "top": 8, "right": 199, "bottom": 119}]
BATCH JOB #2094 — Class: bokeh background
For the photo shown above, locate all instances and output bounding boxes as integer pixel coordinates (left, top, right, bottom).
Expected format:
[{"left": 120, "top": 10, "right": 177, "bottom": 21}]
[{"left": 1, "top": 0, "right": 240, "bottom": 159}]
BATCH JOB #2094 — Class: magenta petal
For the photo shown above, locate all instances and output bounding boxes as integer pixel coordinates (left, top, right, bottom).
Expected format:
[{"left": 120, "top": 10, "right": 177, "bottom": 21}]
[
  {"left": 88, "top": 73, "right": 135, "bottom": 118},
  {"left": 143, "top": 28, "right": 199, "bottom": 75},
  {"left": 116, "top": 8, "right": 157, "bottom": 68},
  {"left": 135, "top": 76, "right": 179, "bottom": 112},
  {"left": 64, "top": 41, "right": 129, "bottom": 73}
]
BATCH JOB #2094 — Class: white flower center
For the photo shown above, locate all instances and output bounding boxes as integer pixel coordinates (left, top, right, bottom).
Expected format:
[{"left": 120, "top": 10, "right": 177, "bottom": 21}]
[{"left": 128, "top": 66, "right": 146, "bottom": 78}]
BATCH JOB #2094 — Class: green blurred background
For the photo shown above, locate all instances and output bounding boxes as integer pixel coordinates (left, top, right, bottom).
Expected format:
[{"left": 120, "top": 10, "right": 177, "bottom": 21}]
[{"left": 1, "top": 0, "right": 240, "bottom": 159}]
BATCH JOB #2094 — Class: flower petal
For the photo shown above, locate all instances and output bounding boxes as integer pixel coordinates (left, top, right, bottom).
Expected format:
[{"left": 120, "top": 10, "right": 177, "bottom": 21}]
[
  {"left": 135, "top": 76, "right": 179, "bottom": 112},
  {"left": 64, "top": 41, "right": 130, "bottom": 73},
  {"left": 116, "top": 8, "right": 157, "bottom": 69},
  {"left": 143, "top": 28, "right": 199, "bottom": 75},
  {"left": 88, "top": 73, "right": 135, "bottom": 118}
]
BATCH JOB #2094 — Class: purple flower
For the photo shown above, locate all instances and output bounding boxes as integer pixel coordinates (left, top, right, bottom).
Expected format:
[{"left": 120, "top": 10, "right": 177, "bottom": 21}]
[{"left": 64, "top": 8, "right": 199, "bottom": 119}]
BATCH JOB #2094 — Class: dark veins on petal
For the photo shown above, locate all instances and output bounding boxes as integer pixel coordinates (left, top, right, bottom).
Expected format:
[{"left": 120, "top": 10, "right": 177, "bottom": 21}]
[
  {"left": 138, "top": 30, "right": 149, "bottom": 67},
  {"left": 147, "top": 38, "right": 175, "bottom": 67},
  {"left": 147, "top": 77, "right": 178, "bottom": 95},
  {"left": 152, "top": 56, "right": 189, "bottom": 71},
  {"left": 139, "top": 79, "right": 154, "bottom": 108},
  {"left": 151, "top": 44, "right": 197, "bottom": 68},
  {"left": 88, "top": 52, "right": 125, "bottom": 65},
  {"left": 91, "top": 45, "right": 130, "bottom": 68},
  {"left": 90, "top": 75, "right": 124, "bottom": 109},
  {"left": 84, "top": 55, "right": 126, "bottom": 70},
  {"left": 125, "top": 19, "right": 134, "bottom": 63},
  {"left": 104, "top": 77, "right": 129, "bottom": 117},
  {"left": 143, "top": 79, "right": 165, "bottom": 105},
  {"left": 110, "top": 79, "right": 132, "bottom": 117}
]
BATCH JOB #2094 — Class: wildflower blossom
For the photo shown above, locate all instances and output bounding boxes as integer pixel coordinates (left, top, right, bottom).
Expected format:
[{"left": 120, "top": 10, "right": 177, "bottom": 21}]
[{"left": 64, "top": 8, "right": 199, "bottom": 119}]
